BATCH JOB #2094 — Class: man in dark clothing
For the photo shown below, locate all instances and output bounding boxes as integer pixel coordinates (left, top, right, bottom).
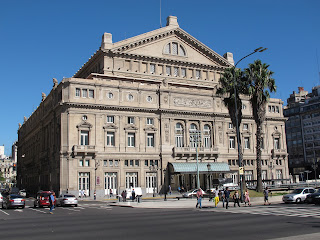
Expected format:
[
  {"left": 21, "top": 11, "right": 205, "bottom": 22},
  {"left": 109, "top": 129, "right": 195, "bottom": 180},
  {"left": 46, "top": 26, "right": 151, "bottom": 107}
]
[
  {"left": 224, "top": 187, "right": 230, "bottom": 209},
  {"left": 132, "top": 189, "right": 136, "bottom": 202}
]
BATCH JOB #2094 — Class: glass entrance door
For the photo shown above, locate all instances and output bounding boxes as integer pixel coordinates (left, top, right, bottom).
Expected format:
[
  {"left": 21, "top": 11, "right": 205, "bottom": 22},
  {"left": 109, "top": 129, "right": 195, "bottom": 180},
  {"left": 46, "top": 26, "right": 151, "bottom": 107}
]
[
  {"left": 79, "top": 172, "right": 90, "bottom": 196},
  {"left": 105, "top": 172, "right": 117, "bottom": 196},
  {"left": 146, "top": 172, "right": 156, "bottom": 193}
]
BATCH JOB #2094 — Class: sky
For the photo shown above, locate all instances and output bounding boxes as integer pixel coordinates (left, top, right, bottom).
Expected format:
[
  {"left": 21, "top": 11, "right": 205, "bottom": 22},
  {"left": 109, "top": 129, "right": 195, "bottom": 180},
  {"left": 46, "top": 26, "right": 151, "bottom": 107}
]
[{"left": 0, "top": 0, "right": 319, "bottom": 156}]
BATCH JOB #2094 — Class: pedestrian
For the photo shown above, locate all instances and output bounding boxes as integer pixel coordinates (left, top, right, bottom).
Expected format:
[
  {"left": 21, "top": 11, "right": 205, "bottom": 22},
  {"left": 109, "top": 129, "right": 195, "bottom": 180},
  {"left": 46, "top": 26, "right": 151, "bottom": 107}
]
[
  {"left": 264, "top": 187, "right": 271, "bottom": 205},
  {"left": 80, "top": 189, "right": 84, "bottom": 198},
  {"left": 121, "top": 190, "right": 125, "bottom": 202},
  {"left": 109, "top": 188, "right": 113, "bottom": 198},
  {"left": 94, "top": 190, "right": 96, "bottom": 200},
  {"left": 214, "top": 187, "right": 219, "bottom": 208},
  {"left": 244, "top": 189, "right": 251, "bottom": 207},
  {"left": 169, "top": 185, "right": 172, "bottom": 195},
  {"left": 177, "top": 186, "right": 181, "bottom": 193},
  {"left": 132, "top": 189, "right": 136, "bottom": 202},
  {"left": 224, "top": 187, "right": 230, "bottom": 209},
  {"left": 233, "top": 190, "right": 240, "bottom": 207},
  {"left": 196, "top": 188, "right": 203, "bottom": 209},
  {"left": 49, "top": 192, "right": 55, "bottom": 214}
]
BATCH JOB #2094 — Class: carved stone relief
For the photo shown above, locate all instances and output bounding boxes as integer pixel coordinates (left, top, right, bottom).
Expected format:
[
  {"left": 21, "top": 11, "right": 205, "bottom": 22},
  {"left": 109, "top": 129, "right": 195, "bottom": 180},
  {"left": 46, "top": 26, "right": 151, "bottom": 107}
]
[{"left": 173, "top": 97, "right": 212, "bottom": 108}]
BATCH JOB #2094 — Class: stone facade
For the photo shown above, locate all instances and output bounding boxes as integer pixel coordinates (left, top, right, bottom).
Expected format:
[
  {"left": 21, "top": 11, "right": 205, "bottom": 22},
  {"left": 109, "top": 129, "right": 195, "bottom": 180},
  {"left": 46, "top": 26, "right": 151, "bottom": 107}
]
[{"left": 17, "top": 16, "right": 289, "bottom": 198}]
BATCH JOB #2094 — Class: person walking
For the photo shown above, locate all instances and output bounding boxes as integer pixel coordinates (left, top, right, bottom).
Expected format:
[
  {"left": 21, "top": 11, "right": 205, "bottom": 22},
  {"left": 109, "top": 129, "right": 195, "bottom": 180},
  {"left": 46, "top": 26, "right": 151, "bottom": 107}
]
[
  {"left": 132, "top": 189, "right": 136, "bottom": 202},
  {"left": 244, "top": 189, "right": 251, "bottom": 207},
  {"left": 233, "top": 190, "right": 240, "bottom": 207},
  {"left": 264, "top": 187, "right": 271, "bottom": 205},
  {"left": 224, "top": 187, "right": 230, "bottom": 209},
  {"left": 214, "top": 187, "right": 219, "bottom": 208},
  {"left": 195, "top": 188, "right": 203, "bottom": 209},
  {"left": 168, "top": 185, "right": 172, "bottom": 195},
  {"left": 49, "top": 192, "right": 55, "bottom": 214},
  {"left": 94, "top": 190, "right": 96, "bottom": 200}
]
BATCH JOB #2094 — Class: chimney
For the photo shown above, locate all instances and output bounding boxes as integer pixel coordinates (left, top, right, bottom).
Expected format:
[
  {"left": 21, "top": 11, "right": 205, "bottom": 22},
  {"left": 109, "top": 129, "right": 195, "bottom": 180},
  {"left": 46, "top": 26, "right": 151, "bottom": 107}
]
[
  {"left": 298, "top": 87, "right": 304, "bottom": 93},
  {"left": 101, "top": 33, "right": 113, "bottom": 50},
  {"left": 166, "top": 16, "right": 179, "bottom": 27},
  {"left": 223, "top": 52, "right": 235, "bottom": 66}
]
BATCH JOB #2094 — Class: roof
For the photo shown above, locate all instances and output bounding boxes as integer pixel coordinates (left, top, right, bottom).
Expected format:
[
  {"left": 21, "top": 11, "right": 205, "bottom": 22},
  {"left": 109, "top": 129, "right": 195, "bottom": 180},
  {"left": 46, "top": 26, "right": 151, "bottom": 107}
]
[{"left": 169, "top": 162, "right": 230, "bottom": 173}]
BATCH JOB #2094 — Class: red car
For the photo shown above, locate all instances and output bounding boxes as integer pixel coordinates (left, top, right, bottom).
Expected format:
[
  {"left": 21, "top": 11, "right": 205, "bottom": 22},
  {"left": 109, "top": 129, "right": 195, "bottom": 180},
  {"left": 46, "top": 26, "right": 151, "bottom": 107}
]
[{"left": 34, "top": 191, "right": 56, "bottom": 208}]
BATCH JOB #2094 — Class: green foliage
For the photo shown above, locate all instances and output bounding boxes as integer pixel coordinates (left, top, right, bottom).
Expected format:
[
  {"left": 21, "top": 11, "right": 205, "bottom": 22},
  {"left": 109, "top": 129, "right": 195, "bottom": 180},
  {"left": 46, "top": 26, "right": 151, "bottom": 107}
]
[{"left": 0, "top": 171, "right": 5, "bottom": 182}]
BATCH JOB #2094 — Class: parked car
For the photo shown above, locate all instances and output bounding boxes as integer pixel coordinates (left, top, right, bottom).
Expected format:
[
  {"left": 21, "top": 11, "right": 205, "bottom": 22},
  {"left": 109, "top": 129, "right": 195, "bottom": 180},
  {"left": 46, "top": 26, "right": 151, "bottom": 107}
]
[
  {"left": 182, "top": 189, "right": 206, "bottom": 198},
  {"left": 2, "top": 194, "right": 25, "bottom": 209},
  {"left": 305, "top": 189, "right": 320, "bottom": 204},
  {"left": 56, "top": 194, "right": 78, "bottom": 207},
  {"left": 282, "top": 187, "right": 315, "bottom": 203},
  {"left": 0, "top": 191, "right": 4, "bottom": 204},
  {"left": 34, "top": 191, "right": 56, "bottom": 208}
]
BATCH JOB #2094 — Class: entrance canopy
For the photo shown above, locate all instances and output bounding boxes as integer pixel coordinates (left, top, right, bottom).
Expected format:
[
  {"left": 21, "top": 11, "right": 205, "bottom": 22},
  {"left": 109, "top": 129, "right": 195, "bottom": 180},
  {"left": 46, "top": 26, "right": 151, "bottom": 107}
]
[{"left": 169, "top": 162, "right": 230, "bottom": 174}]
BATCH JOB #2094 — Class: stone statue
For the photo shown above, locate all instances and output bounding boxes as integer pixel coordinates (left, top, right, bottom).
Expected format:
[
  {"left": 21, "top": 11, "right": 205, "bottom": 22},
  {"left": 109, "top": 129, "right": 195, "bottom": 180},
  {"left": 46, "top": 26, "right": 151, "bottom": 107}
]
[
  {"left": 18, "top": 123, "right": 21, "bottom": 129},
  {"left": 42, "top": 92, "right": 46, "bottom": 101},
  {"left": 53, "top": 78, "right": 58, "bottom": 88},
  {"left": 23, "top": 116, "right": 27, "bottom": 123}
]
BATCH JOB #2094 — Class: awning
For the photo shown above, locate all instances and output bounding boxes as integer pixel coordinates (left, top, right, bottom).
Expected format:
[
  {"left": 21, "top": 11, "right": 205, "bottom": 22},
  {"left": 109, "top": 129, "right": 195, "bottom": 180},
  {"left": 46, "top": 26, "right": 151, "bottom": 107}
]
[{"left": 169, "top": 162, "right": 230, "bottom": 174}]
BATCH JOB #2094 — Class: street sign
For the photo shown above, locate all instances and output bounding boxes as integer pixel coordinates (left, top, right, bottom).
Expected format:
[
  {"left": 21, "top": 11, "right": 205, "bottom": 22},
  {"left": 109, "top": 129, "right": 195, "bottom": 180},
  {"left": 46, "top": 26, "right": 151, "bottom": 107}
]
[{"left": 239, "top": 167, "right": 244, "bottom": 175}]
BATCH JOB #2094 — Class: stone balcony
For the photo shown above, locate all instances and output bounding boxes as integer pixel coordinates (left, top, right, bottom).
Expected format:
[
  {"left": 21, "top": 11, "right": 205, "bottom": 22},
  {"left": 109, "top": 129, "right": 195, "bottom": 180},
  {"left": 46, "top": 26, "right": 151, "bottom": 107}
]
[
  {"left": 173, "top": 146, "right": 219, "bottom": 157},
  {"left": 271, "top": 149, "right": 288, "bottom": 158},
  {"left": 72, "top": 145, "right": 97, "bottom": 155}
]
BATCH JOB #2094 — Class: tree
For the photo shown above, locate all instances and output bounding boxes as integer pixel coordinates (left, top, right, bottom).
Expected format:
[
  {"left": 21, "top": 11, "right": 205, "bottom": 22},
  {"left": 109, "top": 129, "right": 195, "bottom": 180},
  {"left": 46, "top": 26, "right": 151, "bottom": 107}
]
[
  {"left": 244, "top": 59, "right": 276, "bottom": 192},
  {"left": 217, "top": 67, "right": 247, "bottom": 191}
]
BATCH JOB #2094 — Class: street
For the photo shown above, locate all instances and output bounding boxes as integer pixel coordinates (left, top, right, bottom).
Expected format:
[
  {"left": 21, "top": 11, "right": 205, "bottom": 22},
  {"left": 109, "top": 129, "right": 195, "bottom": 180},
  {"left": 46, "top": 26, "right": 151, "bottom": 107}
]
[{"left": 0, "top": 199, "right": 320, "bottom": 239}]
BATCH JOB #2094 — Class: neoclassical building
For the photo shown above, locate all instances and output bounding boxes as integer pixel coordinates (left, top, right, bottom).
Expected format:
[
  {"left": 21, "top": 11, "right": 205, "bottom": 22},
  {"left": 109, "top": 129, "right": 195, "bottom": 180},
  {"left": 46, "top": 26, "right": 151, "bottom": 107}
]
[{"left": 17, "top": 16, "right": 289, "bottom": 197}]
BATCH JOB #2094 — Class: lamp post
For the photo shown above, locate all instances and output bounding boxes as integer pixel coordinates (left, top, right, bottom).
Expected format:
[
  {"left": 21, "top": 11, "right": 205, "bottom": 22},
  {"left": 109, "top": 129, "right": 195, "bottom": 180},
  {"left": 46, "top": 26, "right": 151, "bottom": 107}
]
[
  {"left": 207, "top": 163, "right": 212, "bottom": 201},
  {"left": 190, "top": 130, "right": 202, "bottom": 189},
  {"left": 149, "top": 163, "right": 158, "bottom": 197},
  {"left": 232, "top": 47, "right": 267, "bottom": 200}
]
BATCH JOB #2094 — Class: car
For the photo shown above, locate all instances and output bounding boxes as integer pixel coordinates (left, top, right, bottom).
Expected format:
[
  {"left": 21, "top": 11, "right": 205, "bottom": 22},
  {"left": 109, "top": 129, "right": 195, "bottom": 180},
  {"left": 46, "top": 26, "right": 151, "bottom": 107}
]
[
  {"left": 305, "top": 189, "right": 320, "bottom": 204},
  {"left": 56, "top": 194, "right": 78, "bottom": 207},
  {"left": 2, "top": 194, "right": 25, "bottom": 209},
  {"left": 282, "top": 187, "right": 315, "bottom": 203},
  {"left": 182, "top": 189, "right": 206, "bottom": 198},
  {"left": 34, "top": 191, "right": 56, "bottom": 208},
  {"left": 0, "top": 191, "right": 4, "bottom": 204}
]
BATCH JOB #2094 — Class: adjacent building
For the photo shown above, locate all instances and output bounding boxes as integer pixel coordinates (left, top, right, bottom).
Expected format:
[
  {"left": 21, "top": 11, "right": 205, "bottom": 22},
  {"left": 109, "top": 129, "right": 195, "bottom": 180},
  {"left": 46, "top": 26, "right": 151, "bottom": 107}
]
[
  {"left": 17, "top": 16, "right": 289, "bottom": 198},
  {"left": 284, "top": 86, "right": 320, "bottom": 181},
  {"left": 0, "top": 145, "right": 17, "bottom": 188}
]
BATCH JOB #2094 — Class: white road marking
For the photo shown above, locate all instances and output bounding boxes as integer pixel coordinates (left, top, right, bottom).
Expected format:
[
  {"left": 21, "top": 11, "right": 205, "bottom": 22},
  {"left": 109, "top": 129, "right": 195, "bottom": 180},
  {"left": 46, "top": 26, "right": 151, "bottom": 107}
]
[
  {"left": 0, "top": 209, "right": 10, "bottom": 215},
  {"left": 29, "top": 208, "right": 47, "bottom": 214}
]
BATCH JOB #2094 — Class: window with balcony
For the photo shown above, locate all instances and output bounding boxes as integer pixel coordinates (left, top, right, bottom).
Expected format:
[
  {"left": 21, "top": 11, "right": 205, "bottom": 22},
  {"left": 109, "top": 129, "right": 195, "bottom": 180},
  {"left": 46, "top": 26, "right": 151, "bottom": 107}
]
[
  {"left": 244, "top": 137, "right": 250, "bottom": 149},
  {"left": 274, "top": 138, "right": 280, "bottom": 149},
  {"left": 147, "top": 133, "right": 155, "bottom": 147},
  {"left": 203, "top": 124, "right": 211, "bottom": 148},
  {"left": 128, "top": 133, "right": 135, "bottom": 147},
  {"left": 80, "top": 130, "right": 89, "bottom": 145},
  {"left": 175, "top": 123, "right": 184, "bottom": 147},
  {"left": 107, "top": 132, "right": 115, "bottom": 146},
  {"left": 229, "top": 136, "right": 235, "bottom": 149}
]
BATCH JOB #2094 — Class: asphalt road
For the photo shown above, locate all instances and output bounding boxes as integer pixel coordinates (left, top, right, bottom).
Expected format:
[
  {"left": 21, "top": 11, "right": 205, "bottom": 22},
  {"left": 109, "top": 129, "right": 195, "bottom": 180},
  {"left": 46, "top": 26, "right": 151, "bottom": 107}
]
[{"left": 0, "top": 199, "right": 319, "bottom": 240}]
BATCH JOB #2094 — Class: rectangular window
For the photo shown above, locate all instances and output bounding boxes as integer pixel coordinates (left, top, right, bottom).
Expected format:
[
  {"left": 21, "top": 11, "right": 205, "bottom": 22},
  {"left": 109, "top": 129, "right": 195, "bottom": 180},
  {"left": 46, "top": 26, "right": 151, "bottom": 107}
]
[
  {"left": 135, "top": 160, "right": 139, "bottom": 166},
  {"left": 80, "top": 130, "right": 89, "bottom": 145},
  {"left": 181, "top": 68, "right": 186, "bottom": 77},
  {"left": 76, "top": 88, "right": 81, "bottom": 97},
  {"left": 107, "top": 132, "right": 115, "bottom": 146},
  {"left": 130, "top": 160, "right": 134, "bottom": 166},
  {"left": 155, "top": 160, "right": 158, "bottom": 166},
  {"left": 128, "top": 117, "right": 134, "bottom": 124},
  {"left": 166, "top": 66, "right": 171, "bottom": 76},
  {"left": 146, "top": 118, "right": 154, "bottom": 125},
  {"left": 243, "top": 124, "right": 248, "bottom": 130},
  {"left": 85, "top": 160, "right": 90, "bottom": 167},
  {"left": 82, "top": 89, "right": 88, "bottom": 98},
  {"left": 145, "top": 160, "right": 149, "bottom": 166},
  {"left": 109, "top": 160, "right": 113, "bottom": 167},
  {"left": 128, "top": 133, "right": 135, "bottom": 147},
  {"left": 261, "top": 137, "right": 264, "bottom": 149},
  {"left": 89, "top": 89, "right": 94, "bottom": 98},
  {"left": 274, "top": 138, "right": 280, "bottom": 149},
  {"left": 150, "top": 64, "right": 155, "bottom": 74},
  {"left": 103, "top": 160, "right": 108, "bottom": 167},
  {"left": 107, "top": 116, "right": 114, "bottom": 123},
  {"left": 147, "top": 133, "right": 155, "bottom": 147},
  {"left": 229, "top": 136, "right": 235, "bottom": 149},
  {"left": 114, "top": 160, "right": 119, "bottom": 167},
  {"left": 244, "top": 137, "right": 250, "bottom": 149},
  {"left": 195, "top": 70, "right": 201, "bottom": 79},
  {"left": 229, "top": 123, "right": 233, "bottom": 129},
  {"left": 125, "top": 160, "right": 128, "bottom": 166},
  {"left": 173, "top": 67, "right": 179, "bottom": 77},
  {"left": 79, "top": 160, "right": 84, "bottom": 167},
  {"left": 276, "top": 106, "right": 280, "bottom": 113}
]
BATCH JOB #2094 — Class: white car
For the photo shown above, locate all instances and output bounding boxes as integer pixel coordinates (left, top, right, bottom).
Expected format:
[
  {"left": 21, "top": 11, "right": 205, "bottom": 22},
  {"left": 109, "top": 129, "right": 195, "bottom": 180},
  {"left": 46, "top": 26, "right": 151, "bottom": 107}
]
[
  {"left": 56, "top": 194, "right": 78, "bottom": 207},
  {"left": 282, "top": 188, "right": 315, "bottom": 203},
  {"left": 182, "top": 189, "right": 205, "bottom": 198}
]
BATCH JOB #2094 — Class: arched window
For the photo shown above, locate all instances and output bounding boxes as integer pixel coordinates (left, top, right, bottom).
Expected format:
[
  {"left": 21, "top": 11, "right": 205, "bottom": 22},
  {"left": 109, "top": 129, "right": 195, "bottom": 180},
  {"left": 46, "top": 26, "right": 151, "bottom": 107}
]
[
  {"left": 175, "top": 123, "right": 184, "bottom": 147},
  {"left": 203, "top": 124, "right": 211, "bottom": 148},
  {"left": 164, "top": 42, "right": 186, "bottom": 57},
  {"left": 190, "top": 123, "right": 197, "bottom": 131},
  {"left": 189, "top": 124, "right": 198, "bottom": 148}
]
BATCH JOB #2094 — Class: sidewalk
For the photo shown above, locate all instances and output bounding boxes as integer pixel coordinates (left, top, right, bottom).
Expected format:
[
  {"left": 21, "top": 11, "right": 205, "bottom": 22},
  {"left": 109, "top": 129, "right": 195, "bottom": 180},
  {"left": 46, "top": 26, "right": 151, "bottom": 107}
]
[{"left": 108, "top": 195, "right": 283, "bottom": 209}]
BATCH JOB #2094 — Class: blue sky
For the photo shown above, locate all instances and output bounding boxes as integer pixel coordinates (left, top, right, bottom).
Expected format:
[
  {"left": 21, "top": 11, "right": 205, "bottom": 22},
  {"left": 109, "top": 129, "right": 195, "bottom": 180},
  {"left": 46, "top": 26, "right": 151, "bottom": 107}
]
[{"left": 0, "top": 0, "right": 319, "bottom": 156}]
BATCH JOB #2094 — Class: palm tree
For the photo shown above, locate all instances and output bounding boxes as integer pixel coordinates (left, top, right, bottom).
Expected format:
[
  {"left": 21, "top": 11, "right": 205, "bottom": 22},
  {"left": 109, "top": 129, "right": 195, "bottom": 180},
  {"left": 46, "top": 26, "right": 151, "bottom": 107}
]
[
  {"left": 244, "top": 59, "right": 276, "bottom": 192},
  {"left": 217, "top": 67, "right": 247, "bottom": 191}
]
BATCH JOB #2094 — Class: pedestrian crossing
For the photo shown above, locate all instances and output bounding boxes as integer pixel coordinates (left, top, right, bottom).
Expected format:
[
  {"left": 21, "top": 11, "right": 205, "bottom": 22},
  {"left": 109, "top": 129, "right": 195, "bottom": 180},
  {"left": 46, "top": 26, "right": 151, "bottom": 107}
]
[{"left": 211, "top": 205, "right": 320, "bottom": 219}]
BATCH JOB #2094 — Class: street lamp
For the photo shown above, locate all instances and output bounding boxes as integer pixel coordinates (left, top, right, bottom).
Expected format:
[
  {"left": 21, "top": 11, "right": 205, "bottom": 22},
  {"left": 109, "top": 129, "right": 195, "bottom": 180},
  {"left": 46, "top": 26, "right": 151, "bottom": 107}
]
[
  {"left": 190, "top": 130, "right": 202, "bottom": 189},
  {"left": 149, "top": 163, "right": 158, "bottom": 197},
  {"left": 207, "top": 163, "right": 212, "bottom": 201},
  {"left": 232, "top": 47, "right": 267, "bottom": 201}
]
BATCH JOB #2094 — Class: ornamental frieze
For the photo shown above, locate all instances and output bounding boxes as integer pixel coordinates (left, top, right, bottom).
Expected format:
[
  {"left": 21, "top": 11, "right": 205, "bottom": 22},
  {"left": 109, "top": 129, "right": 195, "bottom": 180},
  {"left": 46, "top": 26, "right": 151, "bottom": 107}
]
[{"left": 173, "top": 97, "right": 212, "bottom": 108}]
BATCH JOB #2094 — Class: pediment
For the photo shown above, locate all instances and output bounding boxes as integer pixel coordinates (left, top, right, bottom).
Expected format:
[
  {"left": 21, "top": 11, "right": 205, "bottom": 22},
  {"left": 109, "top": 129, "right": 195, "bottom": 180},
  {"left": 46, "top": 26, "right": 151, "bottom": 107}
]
[
  {"left": 76, "top": 121, "right": 93, "bottom": 129},
  {"left": 103, "top": 124, "right": 118, "bottom": 130},
  {"left": 110, "top": 27, "right": 231, "bottom": 68},
  {"left": 144, "top": 126, "right": 158, "bottom": 132},
  {"left": 124, "top": 125, "right": 138, "bottom": 131}
]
